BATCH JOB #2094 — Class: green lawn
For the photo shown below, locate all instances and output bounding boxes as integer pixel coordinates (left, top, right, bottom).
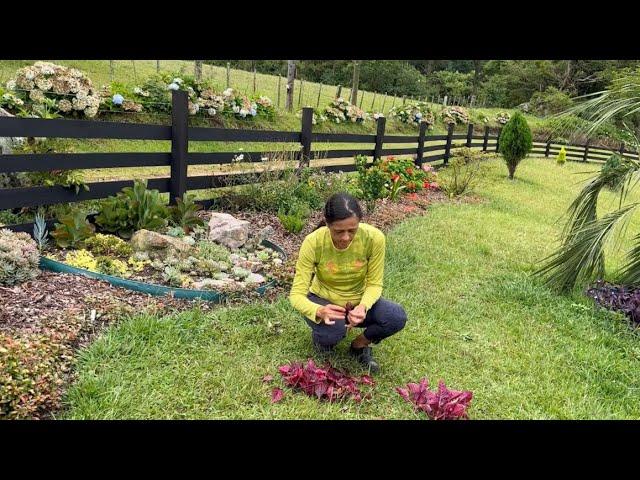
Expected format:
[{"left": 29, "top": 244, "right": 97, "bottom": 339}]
[{"left": 60, "top": 156, "right": 640, "bottom": 419}]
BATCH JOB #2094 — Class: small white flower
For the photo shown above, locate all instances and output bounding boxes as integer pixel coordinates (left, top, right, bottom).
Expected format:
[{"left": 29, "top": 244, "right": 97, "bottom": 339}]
[
  {"left": 172, "top": 78, "right": 183, "bottom": 84},
  {"left": 237, "top": 154, "right": 244, "bottom": 161},
  {"left": 232, "top": 105, "right": 240, "bottom": 113},
  {"left": 223, "top": 88, "right": 234, "bottom": 96},
  {"left": 5, "top": 80, "right": 16, "bottom": 90},
  {"left": 207, "top": 108, "right": 217, "bottom": 116},
  {"left": 168, "top": 83, "right": 180, "bottom": 91}
]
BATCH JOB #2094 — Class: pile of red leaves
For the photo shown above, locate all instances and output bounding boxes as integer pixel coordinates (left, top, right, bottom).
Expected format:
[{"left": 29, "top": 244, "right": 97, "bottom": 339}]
[
  {"left": 268, "top": 359, "right": 374, "bottom": 403},
  {"left": 396, "top": 378, "right": 473, "bottom": 420}
]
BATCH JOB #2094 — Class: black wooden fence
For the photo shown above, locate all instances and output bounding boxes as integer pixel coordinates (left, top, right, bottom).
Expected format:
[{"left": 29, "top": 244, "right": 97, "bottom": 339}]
[{"left": 1, "top": 90, "right": 638, "bottom": 233}]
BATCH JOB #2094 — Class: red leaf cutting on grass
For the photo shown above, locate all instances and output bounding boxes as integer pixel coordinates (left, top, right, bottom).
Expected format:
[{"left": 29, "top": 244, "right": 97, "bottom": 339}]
[
  {"left": 276, "top": 359, "right": 374, "bottom": 403},
  {"left": 271, "top": 387, "right": 284, "bottom": 403},
  {"left": 396, "top": 377, "right": 473, "bottom": 420},
  {"left": 262, "top": 374, "right": 274, "bottom": 383}
]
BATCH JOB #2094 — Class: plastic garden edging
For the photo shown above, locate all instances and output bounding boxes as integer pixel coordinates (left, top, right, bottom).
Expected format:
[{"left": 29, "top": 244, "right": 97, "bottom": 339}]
[{"left": 38, "top": 239, "right": 286, "bottom": 302}]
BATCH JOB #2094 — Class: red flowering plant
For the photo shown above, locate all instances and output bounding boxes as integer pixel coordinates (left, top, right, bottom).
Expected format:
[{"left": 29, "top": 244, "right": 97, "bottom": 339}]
[
  {"left": 396, "top": 377, "right": 473, "bottom": 420},
  {"left": 267, "top": 359, "right": 375, "bottom": 404},
  {"left": 381, "top": 156, "right": 438, "bottom": 196}
]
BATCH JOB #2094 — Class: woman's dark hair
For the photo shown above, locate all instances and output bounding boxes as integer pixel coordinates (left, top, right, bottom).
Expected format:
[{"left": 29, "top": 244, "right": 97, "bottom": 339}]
[{"left": 315, "top": 192, "right": 363, "bottom": 230}]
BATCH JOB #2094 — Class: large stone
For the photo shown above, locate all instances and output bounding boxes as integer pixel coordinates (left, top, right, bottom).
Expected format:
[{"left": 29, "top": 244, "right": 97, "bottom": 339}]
[
  {"left": 193, "top": 278, "right": 238, "bottom": 290},
  {"left": 208, "top": 213, "right": 250, "bottom": 249},
  {"left": 246, "top": 273, "right": 266, "bottom": 284},
  {"left": 130, "top": 229, "right": 193, "bottom": 258}
]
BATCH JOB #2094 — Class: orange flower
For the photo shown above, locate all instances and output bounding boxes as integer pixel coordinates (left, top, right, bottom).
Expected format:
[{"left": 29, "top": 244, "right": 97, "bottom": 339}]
[
  {"left": 406, "top": 167, "right": 414, "bottom": 176},
  {"left": 391, "top": 173, "right": 400, "bottom": 182}
]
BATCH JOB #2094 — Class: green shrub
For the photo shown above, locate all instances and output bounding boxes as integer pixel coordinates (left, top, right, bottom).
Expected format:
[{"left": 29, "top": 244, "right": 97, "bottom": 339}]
[
  {"left": 498, "top": 111, "right": 533, "bottom": 179},
  {"left": 95, "top": 180, "right": 169, "bottom": 238},
  {"left": 0, "top": 332, "right": 71, "bottom": 419},
  {"left": 84, "top": 234, "right": 133, "bottom": 257},
  {"left": 277, "top": 202, "right": 307, "bottom": 233},
  {"left": 601, "top": 154, "right": 635, "bottom": 191},
  {"left": 196, "top": 241, "right": 231, "bottom": 264},
  {"left": 354, "top": 154, "right": 388, "bottom": 212},
  {"left": 64, "top": 249, "right": 98, "bottom": 271},
  {"left": 0, "top": 229, "right": 40, "bottom": 286},
  {"left": 530, "top": 86, "right": 572, "bottom": 116},
  {"left": 95, "top": 256, "right": 130, "bottom": 277},
  {"left": 51, "top": 210, "right": 95, "bottom": 249},
  {"left": 169, "top": 194, "right": 204, "bottom": 232},
  {"left": 439, "top": 155, "right": 483, "bottom": 198},
  {"left": 556, "top": 146, "right": 567, "bottom": 166}
]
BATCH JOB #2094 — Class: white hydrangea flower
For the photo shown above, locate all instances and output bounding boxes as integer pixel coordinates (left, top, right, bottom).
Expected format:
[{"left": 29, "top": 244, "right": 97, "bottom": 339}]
[
  {"left": 172, "top": 78, "right": 183, "bottom": 84},
  {"left": 167, "top": 83, "right": 180, "bottom": 91},
  {"left": 207, "top": 108, "right": 217, "bottom": 116},
  {"left": 5, "top": 80, "right": 15, "bottom": 90}
]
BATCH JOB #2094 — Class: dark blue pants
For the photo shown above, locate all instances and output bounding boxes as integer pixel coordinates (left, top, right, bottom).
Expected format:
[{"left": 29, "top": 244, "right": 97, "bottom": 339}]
[{"left": 304, "top": 292, "right": 407, "bottom": 348}]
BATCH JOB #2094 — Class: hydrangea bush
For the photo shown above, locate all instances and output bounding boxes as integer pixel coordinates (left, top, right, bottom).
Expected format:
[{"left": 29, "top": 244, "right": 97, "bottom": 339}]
[
  {"left": 389, "top": 101, "right": 435, "bottom": 128},
  {"left": 3, "top": 62, "right": 101, "bottom": 118},
  {"left": 323, "top": 97, "right": 368, "bottom": 124},
  {"left": 441, "top": 106, "right": 470, "bottom": 125}
]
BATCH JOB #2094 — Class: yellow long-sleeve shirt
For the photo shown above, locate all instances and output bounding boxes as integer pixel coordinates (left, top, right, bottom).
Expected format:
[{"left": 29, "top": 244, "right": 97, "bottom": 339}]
[{"left": 289, "top": 222, "right": 386, "bottom": 323}]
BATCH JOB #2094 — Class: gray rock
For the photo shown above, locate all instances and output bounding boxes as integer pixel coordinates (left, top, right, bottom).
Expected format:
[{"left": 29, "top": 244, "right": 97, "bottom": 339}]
[
  {"left": 130, "top": 229, "right": 193, "bottom": 258},
  {"left": 246, "top": 273, "right": 266, "bottom": 284},
  {"left": 193, "top": 278, "right": 237, "bottom": 290},
  {"left": 208, "top": 213, "right": 250, "bottom": 249}
]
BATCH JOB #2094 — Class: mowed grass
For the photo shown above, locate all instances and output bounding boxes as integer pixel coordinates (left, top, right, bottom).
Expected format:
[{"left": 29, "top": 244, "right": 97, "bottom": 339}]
[{"left": 61, "top": 156, "right": 640, "bottom": 419}]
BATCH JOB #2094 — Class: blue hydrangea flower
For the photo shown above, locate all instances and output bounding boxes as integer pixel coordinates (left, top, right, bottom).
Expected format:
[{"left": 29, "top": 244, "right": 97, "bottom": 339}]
[
  {"left": 112, "top": 94, "right": 124, "bottom": 105},
  {"left": 250, "top": 108, "right": 257, "bottom": 116}
]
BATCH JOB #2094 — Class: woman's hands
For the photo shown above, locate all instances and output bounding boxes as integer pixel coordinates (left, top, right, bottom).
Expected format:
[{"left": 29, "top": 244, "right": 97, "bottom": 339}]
[
  {"left": 316, "top": 304, "right": 367, "bottom": 326},
  {"left": 316, "top": 304, "right": 346, "bottom": 325},
  {"left": 347, "top": 304, "right": 367, "bottom": 326}
]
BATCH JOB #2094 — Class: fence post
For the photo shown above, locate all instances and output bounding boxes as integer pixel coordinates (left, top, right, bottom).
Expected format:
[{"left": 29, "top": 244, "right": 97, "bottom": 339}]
[
  {"left": 619, "top": 142, "right": 625, "bottom": 155},
  {"left": 416, "top": 121, "right": 427, "bottom": 168},
  {"left": 316, "top": 83, "right": 323, "bottom": 108},
  {"left": 545, "top": 139, "right": 551, "bottom": 157},
  {"left": 381, "top": 93, "right": 387, "bottom": 113},
  {"left": 336, "top": 85, "right": 342, "bottom": 99},
  {"left": 226, "top": 63, "right": 230, "bottom": 88},
  {"left": 374, "top": 116, "right": 386, "bottom": 162},
  {"left": 444, "top": 123, "right": 454, "bottom": 165},
  {"left": 371, "top": 92, "right": 376, "bottom": 110},
  {"left": 170, "top": 89, "right": 188, "bottom": 205},
  {"left": 443, "top": 95, "right": 448, "bottom": 106},
  {"left": 483, "top": 126, "right": 489, "bottom": 151},
  {"left": 300, "top": 107, "right": 314, "bottom": 169},
  {"left": 466, "top": 123, "right": 474, "bottom": 148},
  {"left": 495, "top": 128, "right": 502, "bottom": 153},
  {"left": 583, "top": 139, "right": 590, "bottom": 162}
]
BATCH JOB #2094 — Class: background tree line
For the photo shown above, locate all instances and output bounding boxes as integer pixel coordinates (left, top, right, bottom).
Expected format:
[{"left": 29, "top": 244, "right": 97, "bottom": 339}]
[{"left": 204, "top": 60, "right": 640, "bottom": 108}]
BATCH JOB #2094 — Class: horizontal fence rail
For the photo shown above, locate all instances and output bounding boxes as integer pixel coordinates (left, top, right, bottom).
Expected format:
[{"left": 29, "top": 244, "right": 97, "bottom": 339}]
[{"left": 1, "top": 89, "right": 636, "bottom": 233}]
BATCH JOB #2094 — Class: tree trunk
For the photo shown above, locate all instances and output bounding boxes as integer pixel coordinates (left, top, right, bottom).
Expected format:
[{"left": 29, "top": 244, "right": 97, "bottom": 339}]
[
  {"left": 426, "top": 60, "right": 435, "bottom": 75},
  {"left": 560, "top": 60, "right": 573, "bottom": 91},
  {"left": 194, "top": 61, "right": 203, "bottom": 81},
  {"left": 473, "top": 60, "right": 483, "bottom": 97},
  {"left": 109, "top": 60, "right": 114, "bottom": 82},
  {"left": 285, "top": 60, "right": 296, "bottom": 112},
  {"left": 350, "top": 61, "right": 360, "bottom": 106},
  {"left": 156, "top": 60, "right": 160, "bottom": 73}
]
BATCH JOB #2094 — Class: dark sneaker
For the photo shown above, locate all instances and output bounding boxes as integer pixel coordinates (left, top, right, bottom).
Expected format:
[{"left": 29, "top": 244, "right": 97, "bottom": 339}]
[{"left": 349, "top": 345, "right": 380, "bottom": 373}]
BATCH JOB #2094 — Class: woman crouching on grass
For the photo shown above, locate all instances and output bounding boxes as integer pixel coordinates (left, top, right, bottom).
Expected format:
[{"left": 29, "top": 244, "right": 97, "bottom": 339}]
[{"left": 289, "top": 192, "right": 407, "bottom": 373}]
